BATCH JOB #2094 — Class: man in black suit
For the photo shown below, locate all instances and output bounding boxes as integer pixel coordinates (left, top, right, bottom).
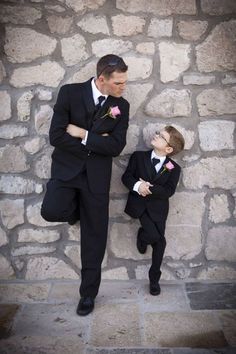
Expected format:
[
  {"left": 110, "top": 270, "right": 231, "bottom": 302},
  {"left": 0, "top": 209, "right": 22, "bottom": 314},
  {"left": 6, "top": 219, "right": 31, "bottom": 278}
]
[
  {"left": 122, "top": 126, "right": 184, "bottom": 295},
  {"left": 41, "top": 54, "right": 129, "bottom": 315}
]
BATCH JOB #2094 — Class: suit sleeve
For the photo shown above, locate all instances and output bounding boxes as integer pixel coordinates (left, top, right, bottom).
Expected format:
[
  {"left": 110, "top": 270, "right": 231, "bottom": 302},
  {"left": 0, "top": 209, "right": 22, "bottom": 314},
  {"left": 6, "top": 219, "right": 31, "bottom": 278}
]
[
  {"left": 149, "top": 165, "right": 181, "bottom": 199},
  {"left": 49, "top": 85, "right": 86, "bottom": 158},
  {"left": 85, "top": 102, "right": 129, "bottom": 157},
  {"left": 122, "top": 152, "right": 139, "bottom": 191}
]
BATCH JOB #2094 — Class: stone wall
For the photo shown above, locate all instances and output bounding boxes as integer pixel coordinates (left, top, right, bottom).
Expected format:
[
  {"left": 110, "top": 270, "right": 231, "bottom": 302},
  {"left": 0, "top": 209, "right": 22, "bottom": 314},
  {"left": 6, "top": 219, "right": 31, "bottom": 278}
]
[{"left": 0, "top": 0, "right": 235, "bottom": 282}]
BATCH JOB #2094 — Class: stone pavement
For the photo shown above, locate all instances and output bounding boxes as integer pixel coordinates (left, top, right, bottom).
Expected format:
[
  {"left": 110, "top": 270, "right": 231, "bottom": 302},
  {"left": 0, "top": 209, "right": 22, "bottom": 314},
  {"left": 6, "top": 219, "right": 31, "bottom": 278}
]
[{"left": 0, "top": 280, "right": 235, "bottom": 354}]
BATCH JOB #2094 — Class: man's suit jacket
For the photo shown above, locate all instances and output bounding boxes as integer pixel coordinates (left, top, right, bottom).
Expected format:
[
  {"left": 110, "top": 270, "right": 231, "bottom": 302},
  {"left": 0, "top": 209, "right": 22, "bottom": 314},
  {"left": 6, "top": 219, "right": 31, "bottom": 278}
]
[
  {"left": 49, "top": 78, "right": 129, "bottom": 194},
  {"left": 122, "top": 150, "right": 181, "bottom": 224}
]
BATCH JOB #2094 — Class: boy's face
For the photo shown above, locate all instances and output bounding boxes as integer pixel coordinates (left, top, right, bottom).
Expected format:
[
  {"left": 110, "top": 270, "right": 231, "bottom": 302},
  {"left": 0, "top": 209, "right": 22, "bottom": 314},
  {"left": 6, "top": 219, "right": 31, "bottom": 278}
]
[
  {"left": 99, "top": 71, "right": 127, "bottom": 97},
  {"left": 151, "top": 130, "right": 173, "bottom": 156}
]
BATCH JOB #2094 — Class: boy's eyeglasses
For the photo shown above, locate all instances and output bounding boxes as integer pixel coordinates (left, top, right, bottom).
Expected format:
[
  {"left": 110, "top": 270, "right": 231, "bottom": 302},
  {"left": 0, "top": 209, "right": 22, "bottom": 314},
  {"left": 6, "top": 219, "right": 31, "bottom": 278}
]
[
  {"left": 155, "top": 131, "right": 172, "bottom": 147},
  {"left": 97, "top": 57, "right": 122, "bottom": 77}
]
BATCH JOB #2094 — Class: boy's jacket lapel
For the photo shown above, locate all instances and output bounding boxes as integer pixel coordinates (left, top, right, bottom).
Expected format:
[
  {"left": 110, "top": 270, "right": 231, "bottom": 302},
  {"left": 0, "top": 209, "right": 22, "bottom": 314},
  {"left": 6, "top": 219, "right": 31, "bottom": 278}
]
[
  {"left": 153, "top": 156, "right": 170, "bottom": 182},
  {"left": 143, "top": 151, "right": 156, "bottom": 181},
  {"left": 143, "top": 152, "right": 171, "bottom": 182}
]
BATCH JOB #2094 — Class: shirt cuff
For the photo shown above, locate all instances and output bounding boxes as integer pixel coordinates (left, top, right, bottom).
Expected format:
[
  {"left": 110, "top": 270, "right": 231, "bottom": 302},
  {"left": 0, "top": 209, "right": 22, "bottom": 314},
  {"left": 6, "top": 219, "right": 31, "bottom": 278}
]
[
  {"left": 133, "top": 181, "right": 142, "bottom": 194},
  {"left": 81, "top": 131, "right": 88, "bottom": 145}
]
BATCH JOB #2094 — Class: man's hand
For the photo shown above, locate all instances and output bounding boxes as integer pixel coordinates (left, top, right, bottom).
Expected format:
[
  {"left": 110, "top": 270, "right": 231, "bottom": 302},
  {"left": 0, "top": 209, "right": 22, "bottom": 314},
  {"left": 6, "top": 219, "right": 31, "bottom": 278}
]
[
  {"left": 138, "top": 178, "right": 153, "bottom": 197},
  {"left": 66, "top": 124, "right": 87, "bottom": 139}
]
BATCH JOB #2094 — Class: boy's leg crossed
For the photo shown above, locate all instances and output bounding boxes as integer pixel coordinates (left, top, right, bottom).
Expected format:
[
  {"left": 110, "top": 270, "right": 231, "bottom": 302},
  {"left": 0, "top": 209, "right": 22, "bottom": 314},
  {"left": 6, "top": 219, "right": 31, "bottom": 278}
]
[{"left": 139, "top": 211, "right": 161, "bottom": 245}]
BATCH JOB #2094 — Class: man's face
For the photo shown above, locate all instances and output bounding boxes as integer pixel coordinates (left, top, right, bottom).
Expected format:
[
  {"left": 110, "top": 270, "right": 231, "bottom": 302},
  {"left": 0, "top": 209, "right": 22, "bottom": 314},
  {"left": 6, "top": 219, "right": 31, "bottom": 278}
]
[{"left": 101, "top": 71, "right": 127, "bottom": 97}]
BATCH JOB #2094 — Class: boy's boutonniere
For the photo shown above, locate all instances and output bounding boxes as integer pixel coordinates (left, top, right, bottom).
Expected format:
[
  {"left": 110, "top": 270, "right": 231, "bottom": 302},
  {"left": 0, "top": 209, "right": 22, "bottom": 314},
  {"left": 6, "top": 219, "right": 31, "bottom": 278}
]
[
  {"left": 161, "top": 161, "right": 174, "bottom": 174},
  {"left": 101, "top": 106, "right": 120, "bottom": 119}
]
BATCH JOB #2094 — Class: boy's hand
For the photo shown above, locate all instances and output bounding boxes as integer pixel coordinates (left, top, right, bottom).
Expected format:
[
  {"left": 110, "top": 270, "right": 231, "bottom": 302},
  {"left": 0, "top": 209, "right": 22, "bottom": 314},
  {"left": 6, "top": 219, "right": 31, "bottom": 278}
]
[{"left": 138, "top": 178, "right": 153, "bottom": 197}]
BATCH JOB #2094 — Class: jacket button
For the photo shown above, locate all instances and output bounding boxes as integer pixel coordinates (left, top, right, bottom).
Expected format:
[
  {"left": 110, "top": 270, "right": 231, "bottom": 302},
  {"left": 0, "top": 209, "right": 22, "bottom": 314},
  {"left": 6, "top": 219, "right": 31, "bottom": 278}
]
[{"left": 88, "top": 150, "right": 91, "bottom": 156}]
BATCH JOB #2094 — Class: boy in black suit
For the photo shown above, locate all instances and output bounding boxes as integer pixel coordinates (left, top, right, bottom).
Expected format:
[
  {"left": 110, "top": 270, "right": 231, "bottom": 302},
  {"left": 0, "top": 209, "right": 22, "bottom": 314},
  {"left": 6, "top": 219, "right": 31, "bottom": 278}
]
[{"left": 122, "top": 126, "right": 185, "bottom": 295}]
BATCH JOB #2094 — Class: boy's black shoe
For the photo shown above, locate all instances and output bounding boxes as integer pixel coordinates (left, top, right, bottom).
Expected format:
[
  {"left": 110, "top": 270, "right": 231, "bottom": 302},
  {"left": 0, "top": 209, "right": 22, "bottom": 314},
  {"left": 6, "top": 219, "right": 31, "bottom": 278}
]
[
  {"left": 76, "top": 297, "right": 94, "bottom": 316},
  {"left": 137, "top": 228, "right": 147, "bottom": 254},
  {"left": 150, "top": 283, "right": 161, "bottom": 296}
]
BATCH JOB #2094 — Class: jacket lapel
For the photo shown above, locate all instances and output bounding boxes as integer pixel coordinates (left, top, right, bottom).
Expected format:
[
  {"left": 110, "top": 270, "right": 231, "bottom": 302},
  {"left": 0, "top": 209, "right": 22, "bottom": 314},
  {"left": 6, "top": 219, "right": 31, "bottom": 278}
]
[
  {"left": 91, "top": 96, "right": 120, "bottom": 131},
  {"left": 82, "top": 78, "right": 96, "bottom": 129},
  {"left": 153, "top": 156, "right": 170, "bottom": 181}
]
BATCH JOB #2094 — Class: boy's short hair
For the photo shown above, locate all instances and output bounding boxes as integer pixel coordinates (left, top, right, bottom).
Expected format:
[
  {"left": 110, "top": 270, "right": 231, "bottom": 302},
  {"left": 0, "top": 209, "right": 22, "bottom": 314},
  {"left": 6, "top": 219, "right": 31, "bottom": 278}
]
[
  {"left": 164, "top": 126, "right": 185, "bottom": 156},
  {"left": 97, "top": 54, "right": 128, "bottom": 79}
]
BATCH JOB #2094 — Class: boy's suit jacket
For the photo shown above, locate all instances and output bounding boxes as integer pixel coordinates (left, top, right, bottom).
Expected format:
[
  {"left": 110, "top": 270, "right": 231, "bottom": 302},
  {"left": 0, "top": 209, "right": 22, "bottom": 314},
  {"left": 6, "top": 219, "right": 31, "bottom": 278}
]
[
  {"left": 49, "top": 79, "right": 129, "bottom": 194},
  {"left": 122, "top": 150, "right": 181, "bottom": 224}
]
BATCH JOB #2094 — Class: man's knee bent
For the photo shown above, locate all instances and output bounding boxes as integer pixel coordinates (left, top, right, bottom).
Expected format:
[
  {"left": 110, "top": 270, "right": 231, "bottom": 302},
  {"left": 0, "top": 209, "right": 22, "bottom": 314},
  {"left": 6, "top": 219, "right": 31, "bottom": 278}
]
[{"left": 41, "top": 202, "right": 61, "bottom": 222}]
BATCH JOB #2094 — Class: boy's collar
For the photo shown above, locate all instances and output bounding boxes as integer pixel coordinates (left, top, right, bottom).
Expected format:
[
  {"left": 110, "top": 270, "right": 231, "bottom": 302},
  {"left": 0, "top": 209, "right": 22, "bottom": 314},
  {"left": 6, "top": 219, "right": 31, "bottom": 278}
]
[{"left": 151, "top": 150, "right": 166, "bottom": 161}]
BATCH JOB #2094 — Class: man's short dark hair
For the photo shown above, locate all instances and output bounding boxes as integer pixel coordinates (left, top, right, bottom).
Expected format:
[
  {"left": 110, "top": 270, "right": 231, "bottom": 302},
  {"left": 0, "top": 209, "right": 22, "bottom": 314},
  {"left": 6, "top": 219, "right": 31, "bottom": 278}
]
[{"left": 97, "top": 54, "right": 128, "bottom": 78}]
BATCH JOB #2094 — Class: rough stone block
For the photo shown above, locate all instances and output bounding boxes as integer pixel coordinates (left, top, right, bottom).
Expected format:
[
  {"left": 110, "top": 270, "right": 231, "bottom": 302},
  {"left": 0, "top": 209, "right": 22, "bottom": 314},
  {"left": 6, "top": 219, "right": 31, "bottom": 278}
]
[
  {"left": 199, "top": 121, "right": 235, "bottom": 151},
  {"left": 112, "top": 14, "right": 145, "bottom": 36},
  {"left": 206, "top": 226, "right": 236, "bottom": 261},
  {"left": 148, "top": 18, "right": 173, "bottom": 37},
  {"left": 196, "top": 20, "right": 236, "bottom": 72},
  {"left": 92, "top": 38, "right": 132, "bottom": 57},
  {"left": 186, "top": 282, "right": 236, "bottom": 310},
  {"left": 123, "top": 56, "right": 153, "bottom": 81},
  {"left": 18, "top": 228, "right": 60, "bottom": 243},
  {"left": 35, "top": 104, "right": 53, "bottom": 135},
  {"left": 25, "top": 257, "right": 78, "bottom": 280},
  {"left": 0, "top": 125, "right": 28, "bottom": 139},
  {"left": 0, "top": 145, "right": 28, "bottom": 172},
  {"left": 0, "top": 255, "right": 15, "bottom": 279},
  {"left": 61, "top": 34, "right": 89, "bottom": 66},
  {"left": 91, "top": 303, "right": 140, "bottom": 347},
  {"left": 143, "top": 312, "right": 227, "bottom": 347},
  {"left": 77, "top": 14, "right": 109, "bottom": 34},
  {"left": 183, "top": 157, "right": 236, "bottom": 189},
  {"left": 0, "top": 227, "right": 8, "bottom": 247},
  {"left": 209, "top": 194, "right": 230, "bottom": 223},
  {"left": 10, "top": 61, "right": 65, "bottom": 88},
  {"left": 201, "top": 0, "right": 236, "bottom": 15},
  {"left": 0, "top": 91, "right": 11, "bottom": 121},
  {"left": 17, "top": 91, "right": 34, "bottom": 121},
  {"left": 0, "top": 176, "right": 42, "bottom": 195},
  {"left": 123, "top": 83, "right": 153, "bottom": 118},
  {"left": 145, "top": 89, "right": 191, "bottom": 118},
  {"left": 4, "top": 27, "right": 56, "bottom": 63},
  {"left": 0, "top": 5, "right": 41, "bottom": 24},
  {"left": 197, "top": 88, "right": 236, "bottom": 116},
  {"left": 116, "top": 0, "right": 196, "bottom": 15},
  {"left": 0, "top": 283, "right": 50, "bottom": 303},
  {"left": 110, "top": 222, "right": 151, "bottom": 260},
  {"left": 0, "top": 199, "right": 24, "bottom": 229},
  {"left": 47, "top": 15, "right": 73, "bottom": 34},
  {"left": 183, "top": 73, "right": 215, "bottom": 85},
  {"left": 177, "top": 20, "right": 208, "bottom": 41},
  {"left": 159, "top": 42, "right": 191, "bottom": 82}
]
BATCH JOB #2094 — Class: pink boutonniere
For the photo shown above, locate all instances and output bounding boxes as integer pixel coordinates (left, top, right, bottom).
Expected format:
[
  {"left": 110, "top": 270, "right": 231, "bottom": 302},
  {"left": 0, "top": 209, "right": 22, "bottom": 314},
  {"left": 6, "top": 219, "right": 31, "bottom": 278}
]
[
  {"left": 161, "top": 161, "right": 174, "bottom": 174},
  {"left": 101, "top": 106, "right": 121, "bottom": 119}
]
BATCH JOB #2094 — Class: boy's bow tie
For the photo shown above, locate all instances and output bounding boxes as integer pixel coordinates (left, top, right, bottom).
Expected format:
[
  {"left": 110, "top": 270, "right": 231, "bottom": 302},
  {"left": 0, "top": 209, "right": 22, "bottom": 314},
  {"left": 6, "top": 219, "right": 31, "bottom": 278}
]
[{"left": 152, "top": 157, "right": 160, "bottom": 166}]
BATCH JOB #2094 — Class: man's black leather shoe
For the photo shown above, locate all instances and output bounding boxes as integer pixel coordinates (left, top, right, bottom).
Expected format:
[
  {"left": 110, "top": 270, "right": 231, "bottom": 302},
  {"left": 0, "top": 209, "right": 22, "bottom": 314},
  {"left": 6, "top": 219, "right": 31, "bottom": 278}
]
[
  {"left": 137, "top": 228, "right": 147, "bottom": 254},
  {"left": 150, "top": 283, "right": 161, "bottom": 296},
  {"left": 76, "top": 297, "right": 94, "bottom": 316}
]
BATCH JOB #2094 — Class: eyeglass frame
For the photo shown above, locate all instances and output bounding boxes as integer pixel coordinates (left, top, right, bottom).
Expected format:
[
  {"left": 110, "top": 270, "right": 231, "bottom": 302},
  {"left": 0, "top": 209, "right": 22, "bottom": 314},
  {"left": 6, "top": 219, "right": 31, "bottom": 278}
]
[
  {"left": 155, "top": 131, "right": 173, "bottom": 148},
  {"left": 97, "top": 57, "right": 122, "bottom": 78}
]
